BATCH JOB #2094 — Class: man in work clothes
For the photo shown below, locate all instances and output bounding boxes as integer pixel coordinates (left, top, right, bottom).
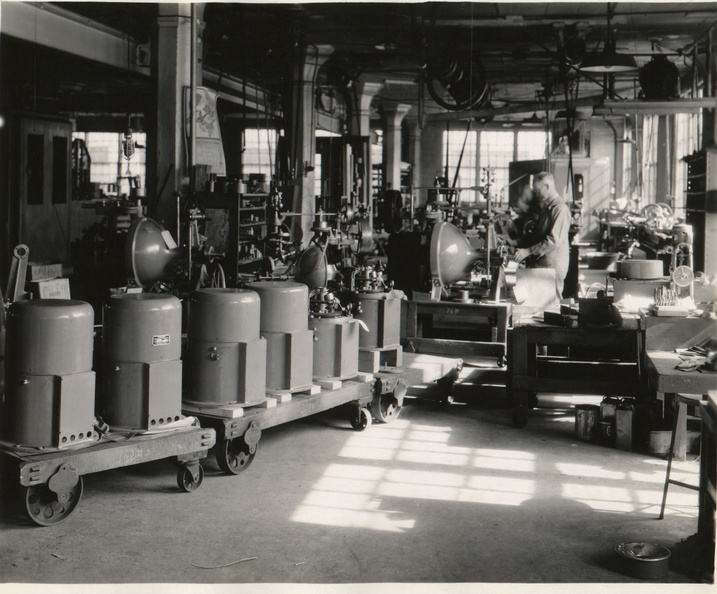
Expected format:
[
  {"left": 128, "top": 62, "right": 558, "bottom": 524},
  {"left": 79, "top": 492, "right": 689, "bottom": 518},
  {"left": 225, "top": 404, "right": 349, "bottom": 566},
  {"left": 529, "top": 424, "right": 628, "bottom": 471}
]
[{"left": 513, "top": 171, "right": 571, "bottom": 301}]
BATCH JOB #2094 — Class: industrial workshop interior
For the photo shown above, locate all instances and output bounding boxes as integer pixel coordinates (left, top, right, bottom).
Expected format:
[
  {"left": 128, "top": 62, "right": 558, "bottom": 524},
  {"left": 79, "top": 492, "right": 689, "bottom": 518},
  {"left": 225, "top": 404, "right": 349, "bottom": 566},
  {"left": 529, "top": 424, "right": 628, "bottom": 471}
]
[{"left": 0, "top": 1, "right": 716, "bottom": 591}]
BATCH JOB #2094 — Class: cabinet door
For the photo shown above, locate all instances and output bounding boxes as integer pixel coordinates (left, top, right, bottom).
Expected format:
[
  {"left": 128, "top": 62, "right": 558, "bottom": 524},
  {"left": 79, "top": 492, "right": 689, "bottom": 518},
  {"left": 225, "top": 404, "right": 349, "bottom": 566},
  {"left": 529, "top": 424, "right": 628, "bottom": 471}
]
[{"left": 19, "top": 118, "right": 72, "bottom": 264}]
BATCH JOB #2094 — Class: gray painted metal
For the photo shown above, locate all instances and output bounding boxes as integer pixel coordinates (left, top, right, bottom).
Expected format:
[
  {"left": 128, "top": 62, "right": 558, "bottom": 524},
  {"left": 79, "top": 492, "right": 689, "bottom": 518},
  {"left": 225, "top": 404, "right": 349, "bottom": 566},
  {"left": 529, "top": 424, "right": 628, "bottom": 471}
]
[
  {"left": 310, "top": 316, "right": 359, "bottom": 380},
  {"left": 101, "top": 294, "right": 182, "bottom": 430},
  {"left": 4, "top": 300, "right": 95, "bottom": 448}
]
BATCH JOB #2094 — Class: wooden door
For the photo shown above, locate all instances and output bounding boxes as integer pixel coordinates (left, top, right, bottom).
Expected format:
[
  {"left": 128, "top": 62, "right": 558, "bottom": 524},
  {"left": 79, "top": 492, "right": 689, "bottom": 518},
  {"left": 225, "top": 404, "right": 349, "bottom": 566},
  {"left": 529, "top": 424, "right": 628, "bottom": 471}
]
[{"left": 19, "top": 118, "right": 72, "bottom": 264}]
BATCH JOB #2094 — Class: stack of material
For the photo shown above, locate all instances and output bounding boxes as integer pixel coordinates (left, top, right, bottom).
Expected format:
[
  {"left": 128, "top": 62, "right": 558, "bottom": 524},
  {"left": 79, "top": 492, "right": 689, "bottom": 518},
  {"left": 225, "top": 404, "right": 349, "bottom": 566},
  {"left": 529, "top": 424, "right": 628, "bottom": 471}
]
[{"left": 28, "top": 262, "right": 69, "bottom": 299}]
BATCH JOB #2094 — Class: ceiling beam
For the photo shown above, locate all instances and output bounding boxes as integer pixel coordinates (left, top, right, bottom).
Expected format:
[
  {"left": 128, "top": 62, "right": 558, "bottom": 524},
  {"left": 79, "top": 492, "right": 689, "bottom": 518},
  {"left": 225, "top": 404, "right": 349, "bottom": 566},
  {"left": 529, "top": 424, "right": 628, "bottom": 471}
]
[{"left": 1, "top": 2, "right": 149, "bottom": 75}]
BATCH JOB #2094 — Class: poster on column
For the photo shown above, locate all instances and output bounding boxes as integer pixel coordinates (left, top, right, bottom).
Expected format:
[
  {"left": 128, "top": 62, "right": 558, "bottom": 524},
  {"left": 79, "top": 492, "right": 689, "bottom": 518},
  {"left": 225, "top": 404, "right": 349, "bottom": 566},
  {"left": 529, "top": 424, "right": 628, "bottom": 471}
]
[{"left": 184, "top": 86, "right": 226, "bottom": 177}]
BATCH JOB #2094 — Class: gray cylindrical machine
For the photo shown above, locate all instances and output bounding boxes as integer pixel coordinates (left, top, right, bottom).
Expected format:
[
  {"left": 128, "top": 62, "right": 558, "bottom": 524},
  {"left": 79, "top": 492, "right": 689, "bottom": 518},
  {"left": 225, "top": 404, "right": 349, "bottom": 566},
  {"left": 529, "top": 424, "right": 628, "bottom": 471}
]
[
  {"left": 101, "top": 293, "right": 182, "bottom": 430},
  {"left": 353, "top": 291, "right": 402, "bottom": 349},
  {"left": 310, "top": 315, "right": 360, "bottom": 380},
  {"left": 3, "top": 300, "right": 96, "bottom": 448},
  {"left": 249, "top": 281, "right": 313, "bottom": 392},
  {"left": 250, "top": 281, "right": 309, "bottom": 333},
  {"left": 185, "top": 288, "right": 266, "bottom": 407}
]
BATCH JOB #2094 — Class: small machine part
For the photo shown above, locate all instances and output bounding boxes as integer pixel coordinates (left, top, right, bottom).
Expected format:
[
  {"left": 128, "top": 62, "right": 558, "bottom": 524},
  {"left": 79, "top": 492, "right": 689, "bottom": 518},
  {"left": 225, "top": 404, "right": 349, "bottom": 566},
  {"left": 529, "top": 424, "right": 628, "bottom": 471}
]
[
  {"left": 348, "top": 263, "right": 402, "bottom": 350},
  {"left": 308, "top": 288, "right": 360, "bottom": 380},
  {"left": 248, "top": 280, "right": 314, "bottom": 392},
  {"left": 100, "top": 293, "right": 183, "bottom": 430},
  {"left": 185, "top": 288, "right": 267, "bottom": 407},
  {"left": 2, "top": 300, "right": 96, "bottom": 448},
  {"left": 6, "top": 244, "right": 30, "bottom": 302},
  {"left": 264, "top": 190, "right": 298, "bottom": 267}
]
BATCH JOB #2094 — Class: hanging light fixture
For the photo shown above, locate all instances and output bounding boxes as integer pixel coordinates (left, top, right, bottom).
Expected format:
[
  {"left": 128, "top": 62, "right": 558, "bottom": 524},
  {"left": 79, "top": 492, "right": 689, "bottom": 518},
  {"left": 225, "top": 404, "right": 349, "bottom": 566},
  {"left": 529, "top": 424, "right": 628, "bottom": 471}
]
[
  {"left": 522, "top": 112, "right": 545, "bottom": 127},
  {"left": 579, "top": 4, "right": 638, "bottom": 73}
]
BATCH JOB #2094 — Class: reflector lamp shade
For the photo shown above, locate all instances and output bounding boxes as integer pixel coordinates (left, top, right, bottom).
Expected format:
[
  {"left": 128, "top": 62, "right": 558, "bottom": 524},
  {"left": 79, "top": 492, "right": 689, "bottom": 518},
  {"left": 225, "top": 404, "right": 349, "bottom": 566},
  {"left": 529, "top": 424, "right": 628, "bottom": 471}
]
[{"left": 580, "top": 52, "right": 637, "bottom": 73}]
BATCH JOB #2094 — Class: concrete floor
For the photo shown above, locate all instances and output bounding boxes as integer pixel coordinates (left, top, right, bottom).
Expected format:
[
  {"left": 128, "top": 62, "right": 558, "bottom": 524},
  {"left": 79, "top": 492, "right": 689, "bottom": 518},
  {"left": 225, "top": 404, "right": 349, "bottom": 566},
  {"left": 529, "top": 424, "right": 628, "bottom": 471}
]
[{"left": 0, "top": 372, "right": 711, "bottom": 589}]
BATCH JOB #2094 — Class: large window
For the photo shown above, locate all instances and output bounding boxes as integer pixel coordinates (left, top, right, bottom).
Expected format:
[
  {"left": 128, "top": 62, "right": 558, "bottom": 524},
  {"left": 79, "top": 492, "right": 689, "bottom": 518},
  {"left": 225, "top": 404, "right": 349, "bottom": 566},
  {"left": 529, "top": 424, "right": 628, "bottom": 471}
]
[
  {"left": 441, "top": 129, "right": 548, "bottom": 204},
  {"left": 673, "top": 111, "right": 702, "bottom": 216},
  {"left": 641, "top": 114, "right": 660, "bottom": 208},
  {"left": 72, "top": 131, "right": 147, "bottom": 196},
  {"left": 242, "top": 128, "right": 277, "bottom": 180},
  {"left": 443, "top": 129, "right": 478, "bottom": 202}
]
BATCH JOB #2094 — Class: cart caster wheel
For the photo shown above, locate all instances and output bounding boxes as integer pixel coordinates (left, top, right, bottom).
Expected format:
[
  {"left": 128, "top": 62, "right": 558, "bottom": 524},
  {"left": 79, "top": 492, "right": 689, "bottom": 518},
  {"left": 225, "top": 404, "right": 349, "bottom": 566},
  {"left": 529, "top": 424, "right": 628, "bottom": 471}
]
[
  {"left": 24, "top": 477, "right": 83, "bottom": 526},
  {"left": 370, "top": 394, "right": 402, "bottom": 424},
  {"left": 512, "top": 409, "right": 528, "bottom": 429},
  {"left": 440, "top": 393, "right": 455, "bottom": 405},
  {"left": 216, "top": 438, "right": 257, "bottom": 475},
  {"left": 177, "top": 465, "right": 204, "bottom": 492},
  {"left": 497, "top": 356, "right": 507, "bottom": 368},
  {"left": 349, "top": 407, "right": 372, "bottom": 431}
]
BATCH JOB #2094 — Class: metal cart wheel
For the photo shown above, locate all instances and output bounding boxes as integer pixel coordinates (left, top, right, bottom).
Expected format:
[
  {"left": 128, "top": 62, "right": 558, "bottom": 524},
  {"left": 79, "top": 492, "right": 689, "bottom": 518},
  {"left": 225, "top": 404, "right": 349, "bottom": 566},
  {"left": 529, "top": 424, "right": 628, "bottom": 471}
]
[
  {"left": 24, "top": 477, "right": 84, "bottom": 526},
  {"left": 216, "top": 437, "right": 257, "bottom": 475},
  {"left": 370, "top": 393, "right": 402, "bottom": 423},
  {"left": 177, "top": 464, "right": 204, "bottom": 492},
  {"left": 349, "top": 407, "right": 372, "bottom": 431}
]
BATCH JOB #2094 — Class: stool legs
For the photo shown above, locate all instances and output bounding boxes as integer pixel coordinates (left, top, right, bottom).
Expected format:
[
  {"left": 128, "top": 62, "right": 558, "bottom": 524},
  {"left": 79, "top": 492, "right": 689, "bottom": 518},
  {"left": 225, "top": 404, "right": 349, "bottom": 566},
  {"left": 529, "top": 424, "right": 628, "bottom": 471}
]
[{"left": 658, "top": 398, "right": 683, "bottom": 520}]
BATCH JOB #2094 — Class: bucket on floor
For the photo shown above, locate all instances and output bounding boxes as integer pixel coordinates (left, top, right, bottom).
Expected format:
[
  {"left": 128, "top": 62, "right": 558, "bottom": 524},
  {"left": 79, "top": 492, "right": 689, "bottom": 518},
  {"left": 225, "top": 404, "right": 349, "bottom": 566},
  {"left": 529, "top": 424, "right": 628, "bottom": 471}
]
[
  {"left": 615, "top": 542, "right": 671, "bottom": 580},
  {"left": 575, "top": 404, "right": 600, "bottom": 441},
  {"left": 599, "top": 420, "right": 615, "bottom": 447}
]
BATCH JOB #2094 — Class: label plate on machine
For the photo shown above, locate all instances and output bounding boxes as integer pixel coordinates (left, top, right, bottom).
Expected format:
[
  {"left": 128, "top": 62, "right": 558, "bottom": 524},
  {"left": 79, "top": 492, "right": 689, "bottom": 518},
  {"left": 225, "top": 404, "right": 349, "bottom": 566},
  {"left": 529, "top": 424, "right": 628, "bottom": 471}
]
[{"left": 152, "top": 335, "right": 171, "bottom": 346}]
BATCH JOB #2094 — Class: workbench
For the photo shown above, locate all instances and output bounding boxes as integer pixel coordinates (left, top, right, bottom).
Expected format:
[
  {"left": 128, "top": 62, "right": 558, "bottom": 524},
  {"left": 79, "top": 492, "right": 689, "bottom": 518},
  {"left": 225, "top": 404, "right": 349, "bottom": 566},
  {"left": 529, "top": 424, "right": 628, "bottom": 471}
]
[
  {"left": 645, "top": 349, "right": 717, "bottom": 460},
  {"left": 404, "top": 297, "right": 511, "bottom": 366},
  {"left": 508, "top": 316, "right": 645, "bottom": 427}
]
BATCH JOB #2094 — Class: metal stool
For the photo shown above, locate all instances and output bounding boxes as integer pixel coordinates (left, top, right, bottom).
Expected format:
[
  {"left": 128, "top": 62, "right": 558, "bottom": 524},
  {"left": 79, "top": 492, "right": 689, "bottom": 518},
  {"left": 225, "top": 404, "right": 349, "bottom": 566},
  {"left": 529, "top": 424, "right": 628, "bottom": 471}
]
[{"left": 658, "top": 393, "right": 703, "bottom": 520}]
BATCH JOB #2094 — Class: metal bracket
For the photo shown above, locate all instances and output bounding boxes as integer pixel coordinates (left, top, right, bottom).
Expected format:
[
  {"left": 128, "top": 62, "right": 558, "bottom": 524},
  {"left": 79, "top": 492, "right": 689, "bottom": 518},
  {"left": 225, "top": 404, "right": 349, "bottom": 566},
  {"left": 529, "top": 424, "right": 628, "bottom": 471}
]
[
  {"left": 47, "top": 464, "right": 80, "bottom": 503},
  {"left": 243, "top": 422, "right": 262, "bottom": 449}
]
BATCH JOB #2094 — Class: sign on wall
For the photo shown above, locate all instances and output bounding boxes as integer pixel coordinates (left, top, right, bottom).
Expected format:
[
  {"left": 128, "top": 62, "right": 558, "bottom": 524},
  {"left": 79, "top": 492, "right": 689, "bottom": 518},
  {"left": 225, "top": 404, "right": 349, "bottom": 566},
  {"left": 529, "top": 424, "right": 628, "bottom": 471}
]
[{"left": 184, "top": 86, "right": 226, "bottom": 177}]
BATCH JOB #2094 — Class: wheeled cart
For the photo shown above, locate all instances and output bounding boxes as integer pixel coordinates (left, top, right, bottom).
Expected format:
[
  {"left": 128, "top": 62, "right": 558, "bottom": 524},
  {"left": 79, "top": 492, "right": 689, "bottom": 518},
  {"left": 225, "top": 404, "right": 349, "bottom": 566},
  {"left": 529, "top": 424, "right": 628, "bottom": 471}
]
[
  {"left": 190, "top": 366, "right": 429, "bottom": 475},
  {"left": 190, "top": 377, "right": 374, "bottom": 474},
  {"left": 0, "top": 423, "right": 216, "bottom": 526}
]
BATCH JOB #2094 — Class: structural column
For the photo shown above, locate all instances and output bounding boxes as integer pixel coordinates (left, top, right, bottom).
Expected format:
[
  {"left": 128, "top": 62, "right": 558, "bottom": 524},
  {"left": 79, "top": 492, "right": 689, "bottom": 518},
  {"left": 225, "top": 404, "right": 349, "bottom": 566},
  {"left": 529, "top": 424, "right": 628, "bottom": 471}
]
[
  {"left": 380, "top": 104, "right": 412, "bottom": 192},
  {"left": 151, "top": 3, "right": 204, "bottom": 228},
  {"left": 287, "top": 44, "right": 334, "bottom": 247},
  {"left": 656, "top": 114, "right": 670, "bottom": 204},
  {"left": 404, "top": 115, "right": 422, "bottom": 189},
  {"left": 349, "top": 80, "right": 384, "bottom": 137}
]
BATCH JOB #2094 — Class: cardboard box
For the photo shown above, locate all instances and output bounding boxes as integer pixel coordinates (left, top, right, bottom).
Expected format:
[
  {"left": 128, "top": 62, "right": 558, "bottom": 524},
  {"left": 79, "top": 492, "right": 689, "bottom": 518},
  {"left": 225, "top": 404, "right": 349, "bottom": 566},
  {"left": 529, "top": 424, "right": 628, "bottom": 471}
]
[{"left": 33, "top": 278, "right": 71, "bottom": 299}]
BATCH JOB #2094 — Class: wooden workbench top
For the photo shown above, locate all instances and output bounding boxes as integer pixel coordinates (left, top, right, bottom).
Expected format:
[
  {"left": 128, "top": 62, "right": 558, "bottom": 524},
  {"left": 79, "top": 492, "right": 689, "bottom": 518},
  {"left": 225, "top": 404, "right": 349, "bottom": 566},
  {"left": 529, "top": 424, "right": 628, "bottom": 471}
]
[{"left": 646, "top": 350, "right": 717, "bottom": 395}]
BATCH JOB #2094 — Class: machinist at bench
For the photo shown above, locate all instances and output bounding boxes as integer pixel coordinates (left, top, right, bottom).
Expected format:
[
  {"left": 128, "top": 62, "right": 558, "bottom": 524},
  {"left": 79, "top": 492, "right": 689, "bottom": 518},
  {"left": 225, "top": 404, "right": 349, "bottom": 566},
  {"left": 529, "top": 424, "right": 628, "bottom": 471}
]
[{"left": 513, "top": 171, "right": 571, "bottom": 302}]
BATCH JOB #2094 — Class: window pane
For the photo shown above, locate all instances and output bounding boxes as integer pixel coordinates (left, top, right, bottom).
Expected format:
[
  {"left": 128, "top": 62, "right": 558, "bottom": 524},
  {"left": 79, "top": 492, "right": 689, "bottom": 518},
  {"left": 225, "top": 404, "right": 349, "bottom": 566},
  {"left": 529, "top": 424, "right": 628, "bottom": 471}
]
[
  {"left": 52, "top": 136, "right": 68, "bottom": 204},
  {"left": 479, "top": 131, "right": 514, "bottom": 204},
  {"left": 442, "top": 129, "right": 478, "bottom": 203},
  {"left": 72, "top": 131, "right": 147, "bottom": 196},
  {"left": 243, "top": 128, "right": 277, "bottom": 179},
  {"left": 516, "top": 131, "right": 548, "bottom": 161}
]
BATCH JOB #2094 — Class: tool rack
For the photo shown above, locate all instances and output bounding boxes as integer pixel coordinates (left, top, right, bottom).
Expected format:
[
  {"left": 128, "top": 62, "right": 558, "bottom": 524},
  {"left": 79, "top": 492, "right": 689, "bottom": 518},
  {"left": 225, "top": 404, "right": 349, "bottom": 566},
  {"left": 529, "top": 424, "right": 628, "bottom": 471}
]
[{"left": 1, "top": 423, "right": 215, "bottom": 526}]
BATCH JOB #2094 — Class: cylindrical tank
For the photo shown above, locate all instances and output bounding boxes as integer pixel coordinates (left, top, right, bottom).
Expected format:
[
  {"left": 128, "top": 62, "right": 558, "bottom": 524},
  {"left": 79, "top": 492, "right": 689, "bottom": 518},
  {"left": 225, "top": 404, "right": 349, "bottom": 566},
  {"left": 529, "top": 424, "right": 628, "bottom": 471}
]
[
  {"left": 310, "top": 315, "right": 359, "bottom": 380},
  {"left": 186, "top": 288, "right": 266, "bottom": 407},
  {"left": 247, "top": 281, "right": 313, "bottom": 392},
  {"left": 103, "top": 294, "right": 182, "bottom": 362},
  {"left": 7, "top": 300, "right": 94, "bottom": 374},
  {"left": 249, "top": 281, "right": 309, "bottom": 333},
  {"left": 101, "top": 293, "right": 182, "bottom": 430},
  {"left": 188, "top": 288, "right": 260, "bottom": 342},
  {"left": 3, "top": 300, "right": 96, "bottom": 447}
]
